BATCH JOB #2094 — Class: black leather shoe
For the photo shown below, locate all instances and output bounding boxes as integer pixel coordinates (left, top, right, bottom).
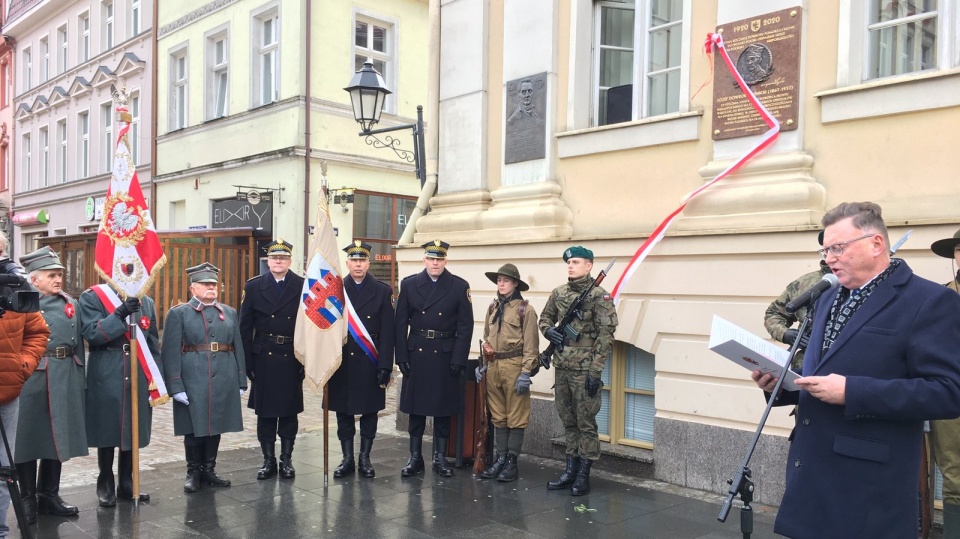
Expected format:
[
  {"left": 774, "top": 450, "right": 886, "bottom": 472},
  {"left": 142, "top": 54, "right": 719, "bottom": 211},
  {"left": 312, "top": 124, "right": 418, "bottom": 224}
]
[
  {"left": 279, "top": 438, "right": 296, "bottom": 479},
  {"left": 96, "top": 449, "right": 117, "bottom": 507},
  {"left": 201, "top": 436, "right": 231, "bottom": 487},
  {"left": 183, "top": 443, "right": 203, "bottom": 493},
  {"left": 37, "top": 460, "right": 79, "bottom": 515},
  {"left": 497, "top": 454, "right": 518, "bottom": 482},
  {"left": 431, "top": 437, "right": 454, "bottom": 477},
  {"left": 479, "top": 454, "right": 506, "bottom": 480},
  {"left": 334, "top": 439, "right": 355, "bottom": 478},
  {"left": 570, "top": 459, "right": 592, "bottom": 496},
  {"left": 257, "top": 442, "right": 277, "bottom": 480},
  {"left": 401, "top": 436, "right": 424, "bottom": 477},
  {"left": 547, "top": 455, "right": 580, "bottom": 490},
  {"left": 117, "top": 450, "right": 150, "bottom": 502},
  {"left": 357, "top": 436, "right": 376, "bottom": 478}
]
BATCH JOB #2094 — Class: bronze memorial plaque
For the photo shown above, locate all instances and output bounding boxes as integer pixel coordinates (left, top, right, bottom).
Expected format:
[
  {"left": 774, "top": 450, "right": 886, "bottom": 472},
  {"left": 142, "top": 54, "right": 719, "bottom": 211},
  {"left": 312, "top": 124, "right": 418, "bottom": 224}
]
[
  {"left": 711, "top": 7, "right": 802, "bottom": 140},
  {"left": 505, "top": 72, "right": 547, "bottom": 164}
]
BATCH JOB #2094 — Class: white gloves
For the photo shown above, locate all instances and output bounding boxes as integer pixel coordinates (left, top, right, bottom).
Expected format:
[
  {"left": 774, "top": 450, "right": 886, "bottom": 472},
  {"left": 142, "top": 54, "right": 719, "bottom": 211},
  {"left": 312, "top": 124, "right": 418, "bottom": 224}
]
[{"left": 173, "top": 392, "right": 189, "bottom": 405}]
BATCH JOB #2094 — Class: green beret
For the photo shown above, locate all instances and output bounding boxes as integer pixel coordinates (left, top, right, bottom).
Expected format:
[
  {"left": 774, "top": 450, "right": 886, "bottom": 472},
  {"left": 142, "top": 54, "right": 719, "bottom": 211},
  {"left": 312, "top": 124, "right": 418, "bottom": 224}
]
[{"left": 563, "top": 246, "right": 593, "bottom": 262}]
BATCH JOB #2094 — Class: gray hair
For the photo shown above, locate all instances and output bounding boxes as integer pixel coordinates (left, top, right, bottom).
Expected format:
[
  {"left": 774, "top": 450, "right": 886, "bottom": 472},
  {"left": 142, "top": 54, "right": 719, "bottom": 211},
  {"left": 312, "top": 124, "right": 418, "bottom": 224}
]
[
  {"left": 0, "top": 228, "right": 8, "bottom": 256},
  {"left": 822, "top": 201, "right": 890, "bottom": 248}
]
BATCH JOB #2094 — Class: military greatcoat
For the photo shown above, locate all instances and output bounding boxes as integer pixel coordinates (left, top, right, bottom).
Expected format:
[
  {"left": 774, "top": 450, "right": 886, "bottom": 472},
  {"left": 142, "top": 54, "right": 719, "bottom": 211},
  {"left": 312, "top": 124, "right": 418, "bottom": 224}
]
[
  {"left": 329, "top": 272, "right": 395, "bottom": 415},
  {"left": 396, "top": 269, "right": 474, "bottom": 418},
  {"left": 15, "top": 292, "right": 88, "bottom": 462},
  {"left": 80, "top": 290, "right": 160, "bottom": 450},
  {"left": 239, "top": 271, "right": 304, "bottom": 417},
  {"left": 161, "top": 298, "right": 246, "bottom": 437}
]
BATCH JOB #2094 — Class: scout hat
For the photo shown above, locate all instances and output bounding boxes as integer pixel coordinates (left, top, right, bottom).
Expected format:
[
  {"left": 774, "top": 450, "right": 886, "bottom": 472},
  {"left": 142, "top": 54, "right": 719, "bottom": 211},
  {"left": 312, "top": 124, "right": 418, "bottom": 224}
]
[
  {"left": 421, "top": 239, "right": 449, "bottom": 259},
  {"left": 186, "top": 262, "right": 220, "bottom": 283},
  {"left": 818, "top": 230, "right": 824, "bottom": 246},
  {"left": 19, "top": 246, "right": 65, "bottom": 272},
  {"left": 265, "top": 238, "right": 293, "bottom": 257},
  {"left": 485, "top": 263, "right": 529, "bottom": 292},
  {"left": 562, "top": 246, "right": 593, "bottom": 263},
  {"left": 931, "top": 228, "right": 960, "bottom": 259},
  {"left": 343, "top": 240, "right": 372, "bottom": 259}
]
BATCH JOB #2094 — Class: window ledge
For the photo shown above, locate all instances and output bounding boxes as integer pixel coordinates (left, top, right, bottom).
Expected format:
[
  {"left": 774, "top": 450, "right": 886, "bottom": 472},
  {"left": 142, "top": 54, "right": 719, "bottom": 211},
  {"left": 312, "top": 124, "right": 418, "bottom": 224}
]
[
  {"left": 816, "top": 68, "right": 960, "bottom": 123},
  {"left": 550, "top": 436, "right": 654, "bottom": 463},
  {"left": 556, "top": 109, "right": 702, "bottom": 158}
]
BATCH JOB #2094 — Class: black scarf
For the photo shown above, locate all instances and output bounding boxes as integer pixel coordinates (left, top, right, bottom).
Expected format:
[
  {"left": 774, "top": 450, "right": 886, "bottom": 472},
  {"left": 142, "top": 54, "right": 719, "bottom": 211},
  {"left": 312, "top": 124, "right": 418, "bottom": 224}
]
[
  {"left": 492, "top": 290, "right": 523, "bottom": 330},
  {"left": 821, "top": 259, "right": 900, "bottom": 354}
]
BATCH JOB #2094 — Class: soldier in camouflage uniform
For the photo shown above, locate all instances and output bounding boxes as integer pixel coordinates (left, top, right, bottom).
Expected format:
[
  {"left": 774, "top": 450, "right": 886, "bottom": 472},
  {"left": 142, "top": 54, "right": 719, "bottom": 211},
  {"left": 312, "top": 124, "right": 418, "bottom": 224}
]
[
  {"left": 539, "top": 246, "right": 617, "bottom": 496},
  {"left": 764, "top": 231, "right": 831, "bottom": 370}
]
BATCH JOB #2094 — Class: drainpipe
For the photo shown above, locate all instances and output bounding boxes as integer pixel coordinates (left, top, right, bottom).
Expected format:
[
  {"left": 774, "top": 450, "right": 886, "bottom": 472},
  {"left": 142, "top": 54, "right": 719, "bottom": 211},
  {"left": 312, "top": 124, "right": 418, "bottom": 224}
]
[
  {"left": 398, "top": 0, "right": 440, "bottom": 245},
  {"left": 150, "top": 0, "right": 158, "bottom": 225},
  {"left": 302, "top": 0, "right": 312, "bottom": 257}
]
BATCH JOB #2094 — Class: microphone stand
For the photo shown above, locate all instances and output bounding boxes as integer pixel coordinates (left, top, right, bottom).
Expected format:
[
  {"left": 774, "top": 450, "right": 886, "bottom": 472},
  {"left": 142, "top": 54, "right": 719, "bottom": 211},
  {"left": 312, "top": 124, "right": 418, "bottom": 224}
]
[{"left": 717, "top": 310, "right": 813, "bottom": 538}]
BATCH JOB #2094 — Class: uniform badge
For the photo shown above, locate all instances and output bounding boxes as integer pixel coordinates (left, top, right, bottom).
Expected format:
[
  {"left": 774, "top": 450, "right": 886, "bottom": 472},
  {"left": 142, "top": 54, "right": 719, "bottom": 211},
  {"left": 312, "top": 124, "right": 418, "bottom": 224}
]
[
  {"left": 64, "top": 303, "right": 75, "bottom": 319},
  {"left": 240, "top": 290, "right": 246, "bottom": 304},
  {"left": 602, "top": 294, "right": 612, "bottom": 301},
  {"left": 466, "top": 288, "right": 472, "bottom": 304},
  {"left": 139, "top": 315, "right": 150, "bottom": 330}
]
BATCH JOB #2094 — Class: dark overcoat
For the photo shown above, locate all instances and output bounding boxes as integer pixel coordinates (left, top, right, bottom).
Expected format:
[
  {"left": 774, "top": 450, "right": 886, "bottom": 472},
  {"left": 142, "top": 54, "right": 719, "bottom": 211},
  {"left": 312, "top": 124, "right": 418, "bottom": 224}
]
[
  {"left": 239, "top": 271, "right": 305, "bottom": 417},
  {"left": 773, "top": 261, "right": 960, "bottom": 539},
  {"left": 396, "top": 269, "right": 474, "bottom": 417},
  {"left": 328, "top": 273, "right": 395, "bottom": 415},
  {"left": 161, "top": 298, "right": 246, "bottom": 437},
  {"left": 79, "top": 290, "right": 160, "bottom": 450},
  {"left": 16, "top": 292, "right": 88, "bottom": 462}
]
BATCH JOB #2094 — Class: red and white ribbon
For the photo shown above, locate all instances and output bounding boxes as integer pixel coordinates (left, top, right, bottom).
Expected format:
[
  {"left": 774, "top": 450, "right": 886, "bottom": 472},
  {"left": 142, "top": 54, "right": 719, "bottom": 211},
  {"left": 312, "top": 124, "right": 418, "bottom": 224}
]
[{"left": 610, "top": 33, "right": 781, "bottom": 304}]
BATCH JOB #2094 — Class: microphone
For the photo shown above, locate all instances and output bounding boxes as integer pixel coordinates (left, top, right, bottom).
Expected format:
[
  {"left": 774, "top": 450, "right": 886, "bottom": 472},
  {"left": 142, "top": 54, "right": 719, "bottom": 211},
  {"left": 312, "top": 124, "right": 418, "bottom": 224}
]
[{"left": 785, "top": 273, "right": 840, "bottom": 315}]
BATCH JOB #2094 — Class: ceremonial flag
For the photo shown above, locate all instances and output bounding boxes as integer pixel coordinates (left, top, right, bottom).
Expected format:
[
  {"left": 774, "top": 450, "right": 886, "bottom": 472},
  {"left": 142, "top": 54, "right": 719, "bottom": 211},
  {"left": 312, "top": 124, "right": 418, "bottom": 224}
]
[{"left": 294, "top": 192, "right": 348, "bottom": 389}]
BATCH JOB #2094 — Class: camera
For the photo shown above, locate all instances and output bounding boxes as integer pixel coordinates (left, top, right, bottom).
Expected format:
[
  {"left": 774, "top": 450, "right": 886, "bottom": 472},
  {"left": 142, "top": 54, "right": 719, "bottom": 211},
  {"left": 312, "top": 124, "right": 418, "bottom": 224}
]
[{"left": 0, "top": 258, "right": 39, "bottom": 316}]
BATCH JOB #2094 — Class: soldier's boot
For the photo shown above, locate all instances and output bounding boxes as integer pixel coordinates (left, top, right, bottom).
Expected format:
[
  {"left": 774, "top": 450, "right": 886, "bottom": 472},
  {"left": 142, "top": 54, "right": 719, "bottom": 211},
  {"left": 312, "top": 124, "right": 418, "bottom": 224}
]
[
  {"left": 479, "top": 453, "right": 506, "bottom": 480},
  {"left": 15, "top": 461, "right": 38, "bottom": 524},
  {"left": 278, "top": 438, "right": 296, "bottom": 479},
  {"left": 333, "top": 439, "right": 355, "bottom": 478},
  {"left": 944, "top": 502, "right": 960, "bottom": 539},
  {"left": 37, "top": 459, "right": 79, "bottom": 516},
  {"left": 431, "top": 437, "right": 454, "bottom": 477},
  {"left": 358, "top": 436, "right": 376, "bottom": 478},
  {"left": 96, "top": 448, "right": 117, "bottom": 507},
  {"left": 201, "top": 435, "right": 231, "bottom": 487},
  {"left": 117, "top": 450, "right": 150, "bottom": 502},
  {"left": 497, "top": 454, "right": 519, "bottom": 482},
  {"left": 183, "top": 442, "right": 203, "bottom": 493},
  {"left": 256, "top": 442, "right": 278, "bottom": 480},
  {"left": 570, "top": 459, "right": 593, "bottom": 496},
  {"left": 546, "top": 455, "right": 580, "bottom": 490},
  {"left": 400, "top": 436, "right": 425, "bottom": 477}
]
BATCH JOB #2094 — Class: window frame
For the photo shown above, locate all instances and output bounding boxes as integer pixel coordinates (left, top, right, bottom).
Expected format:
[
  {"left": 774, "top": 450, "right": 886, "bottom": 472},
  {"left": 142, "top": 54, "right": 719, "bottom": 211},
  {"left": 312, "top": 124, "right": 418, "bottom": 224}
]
[
  {"left": 57, "top": 24, "right": 68, "bottom": 74},
  {"left": 169, "top": 46, "right": 189, "bottom": 130},
  {"left": 21, "top": 132, "right": 31, "bottom": 192},
  {"left": 22, "top": 47, "right": 31, "bottom": 93},
  {"left": 251, "top": 4, "right": 280, "bottom": 108},
  {"left": 78, "top": 110, "right": 89, "bottom": 179},
  {"left": 39, "top": 126, "right": 49, "bottom": 188},
  {"left": 597, "top": 342, "right": 655, "bottom": 449},
  {"left": 56, "top": 118, "right": 67, "bottom": 184},
  {"left": 131, "top": 0, "right": 142, "bottom": 37},
  {"left": 80, "top": 12, "right": 91, "bottom": 63},
  {"left": 103, "top": 0, "right": 115, "bottom": 51},
  {"left": 39, "top": 36, "right": 49, "bottom": 83},
  {"left": 101, "top": 101, "right": 113, "bottom": 173},
  {"left": 130, "top": 92, "right": 140, "bottom": 164},
  {"left": 206, "top": 27, "right": 230, "bottom": 120},
  {"left": 352, "top": 12, "right": 398, "bottom": 115}
]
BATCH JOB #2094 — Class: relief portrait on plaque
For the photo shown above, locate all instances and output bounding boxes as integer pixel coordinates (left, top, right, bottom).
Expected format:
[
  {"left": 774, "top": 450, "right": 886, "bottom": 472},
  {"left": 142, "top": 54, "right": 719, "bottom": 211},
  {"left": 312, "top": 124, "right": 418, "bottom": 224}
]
[
  {"left": 505, "top": 72, "right": 547, "bottom": 164},
  {"left": 736, "top": 43, "right": 774, "bottom": 86}
]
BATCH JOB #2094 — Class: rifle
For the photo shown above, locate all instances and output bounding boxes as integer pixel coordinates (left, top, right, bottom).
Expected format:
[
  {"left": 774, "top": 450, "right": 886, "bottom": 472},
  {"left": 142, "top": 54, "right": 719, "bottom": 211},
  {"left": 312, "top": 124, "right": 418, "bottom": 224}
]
[
  {"left": 473, "top": 340, "right": 490, "bottom": 476},
  {"left": 537, "top": 259, "right": 615, "bottom": 371}
]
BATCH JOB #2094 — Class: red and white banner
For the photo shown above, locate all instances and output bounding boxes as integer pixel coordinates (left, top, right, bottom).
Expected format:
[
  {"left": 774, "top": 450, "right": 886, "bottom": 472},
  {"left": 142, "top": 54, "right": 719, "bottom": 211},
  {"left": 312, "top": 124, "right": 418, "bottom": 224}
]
[{"left": 610, "top": 33, "right": 781, "bottom": 304}]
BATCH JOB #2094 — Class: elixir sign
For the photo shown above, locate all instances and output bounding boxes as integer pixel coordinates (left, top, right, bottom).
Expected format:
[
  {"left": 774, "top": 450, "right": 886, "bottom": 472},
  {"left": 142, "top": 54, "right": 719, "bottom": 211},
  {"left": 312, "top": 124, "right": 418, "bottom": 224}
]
[{"left": 211, "top": 192, "right": 273, "bottom": 234}]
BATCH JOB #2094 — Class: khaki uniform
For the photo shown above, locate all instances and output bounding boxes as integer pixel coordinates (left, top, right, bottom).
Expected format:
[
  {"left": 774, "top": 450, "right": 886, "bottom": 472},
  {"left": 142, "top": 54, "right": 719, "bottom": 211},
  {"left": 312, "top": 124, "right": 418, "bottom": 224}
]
[
  {"left": 483, "top": 297, "right": 539, "bottom": 428},
  {"left": 764, "top": 262, "right": 831, "bottom": 369},
  {"left": 931, "top": 278, "right": 960, "bottom": 504}
]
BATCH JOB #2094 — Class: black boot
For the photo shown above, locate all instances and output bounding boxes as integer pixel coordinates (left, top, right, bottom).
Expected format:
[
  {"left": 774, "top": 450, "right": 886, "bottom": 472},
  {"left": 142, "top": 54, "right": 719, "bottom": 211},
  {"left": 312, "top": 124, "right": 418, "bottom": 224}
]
[
  {"left": 547, "top": 455, "right": 580, "bottom": 490},
  {"left": 117, "top": 450, "right": 150, "bottom": 502},
  {"left": 400, "top": 436, "right": 424, "bottom": 477},
  {"left": 201, "top": 436, "right": 231, "bottom": 487},
  {"left": 15, "top": 461, "right": 37, "bottom": 524},
  {"left": 431, "top": 437, "right": 454, "bottom": 477},
  {"left": 358, "top": 437, "right": 375, "bottom": 478},
  {"left": 333, "top": 439, "right": 355, "bottom": 478},
  {"left": 570, "top": 459, "right": 592, "bottom": 496},
  {"left": 37, "top": 459, "right": 78, "bottom": 516},
  {"left": 257, "top": 442, "right": 277, "bottom": 480},
  {"left": 278, "top": 438, "right": 296, "bottom": 479},
  {"left": 183, "top": 442, "right": 203, "bottom": 493},
  {"left": 479, "top": 453, "right": 506, "bottom": 480},
  {"left": 96, "top": 448, "right": 117, "bottom": 507},
  {"left": 497, "top": 454, "right": 518, "bottom": 482}
]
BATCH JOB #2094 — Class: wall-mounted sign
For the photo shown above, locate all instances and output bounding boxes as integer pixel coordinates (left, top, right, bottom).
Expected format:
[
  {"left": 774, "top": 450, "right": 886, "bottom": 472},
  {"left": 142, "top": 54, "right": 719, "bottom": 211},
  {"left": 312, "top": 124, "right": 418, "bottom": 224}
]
[
  {"left": 212, "top": 195, "right": 273, "bottom": 234},
  {"left": 12, "top": 209, "right": 50, "bottom": 226},
  {"left": 84, "top": 196, "right": 106, "bottom": 221}
]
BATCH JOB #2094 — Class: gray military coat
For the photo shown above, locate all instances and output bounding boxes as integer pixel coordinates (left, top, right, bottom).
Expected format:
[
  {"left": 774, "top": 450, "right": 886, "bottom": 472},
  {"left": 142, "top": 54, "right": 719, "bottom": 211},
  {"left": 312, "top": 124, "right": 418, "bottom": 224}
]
[
  {"left": 15, "top": 292, "right": 88, "bottom": 462},
  {"left": 161, "top": 298, "right": 246, "bottom": 437}
]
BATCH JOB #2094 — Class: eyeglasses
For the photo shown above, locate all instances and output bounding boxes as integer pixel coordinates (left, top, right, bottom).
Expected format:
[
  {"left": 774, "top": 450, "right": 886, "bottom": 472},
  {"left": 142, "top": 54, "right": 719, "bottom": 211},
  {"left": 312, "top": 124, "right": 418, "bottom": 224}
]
[{"left": 817, "top": 233, "right": 875, "bottom": 259}]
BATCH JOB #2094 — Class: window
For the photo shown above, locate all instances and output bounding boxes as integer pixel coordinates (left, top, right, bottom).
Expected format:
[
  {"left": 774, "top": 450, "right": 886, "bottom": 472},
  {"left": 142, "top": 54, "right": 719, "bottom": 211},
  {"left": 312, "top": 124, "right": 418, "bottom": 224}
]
[
  {"left": 39, "top": 126, "right": 49, "bottom": 187},
  {"left": 40, "top": 37, "right": 49, "bottom": 82},
  {"left": 131, "top": 93, "right": 140, "bottom": 164},
  {"left": 58, "top": 25, "right": 68, "bottom": 74},
  {"left": 131, "top": 0, "right": 141, "bottom": 37},
  {"left": 207, "top": 33, "right": 229, "bottom": 119},
  {"left": 78, "top": 111, "right": 89, "bottom": 178},
  {"left": 102, "top": 102, "right": 113, "bottom": 172},
  {"left": 253, "top": 8, "right": 279, "bottom": 106},
  {"left": 57, "top": 119, "right": 67, "bottom": 183},
  {"left": 21, "top": 133, "right": 31, "bottom": 191},
  {"left": 354, "top": 17, "right": 394, "bottom": 112},
  {"left": 0, "top": 146, "right": 6, "bottom": 191},
  {"left": 594, "top": 0, "right": 683, "bottom": 126},
  {"left": 170, "top": 50, "right": 188, "bottom": 129},
  {"left": 867, "top": 0, "right": 937, "bottom": 79},
  {"left": 80, "top": 13, "right": 91, "bottom": 63},
  {"left": 351, "top": 191, "right": 417, "bottom": 291},
  {"left": 1, "top": 62, "right": 8, "bottom": 107},
  {"left": 22, "top": 48, "right": 31, "bottom": 92},
  {"left": 103, "top": 1, "right": 114, "bottom": 51},
  {"left": 597, "top": 343, "right": 655, "bottom": 447}
]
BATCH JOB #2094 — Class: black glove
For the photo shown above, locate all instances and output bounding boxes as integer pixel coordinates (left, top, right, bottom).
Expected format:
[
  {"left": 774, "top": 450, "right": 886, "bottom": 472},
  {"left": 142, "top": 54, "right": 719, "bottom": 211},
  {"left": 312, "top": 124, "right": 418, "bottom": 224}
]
[
  {"left": 377, "top": 369, "right": 391, "bottom": 387},
  {"left": 114, "top": 297, "right": 141, "bottom": 319},
  {"left": 398, "top": 362, "right": 411, "bottom": 377},
  {"left": 449, "top": 363, "right": 465, "bottom": 378},
  {"left": 782, "top": 329, "right": 809, "bottom": 348},
  {"left": 544, "top": 327, "right": 564, "bottom": 345},
  {"left": 247, "top": 370, "right": 255, "bottom": 381},
  {"left": 585, "top": 374, "right": 602, "bottom": 398},
  {"left": 299, "top": 366, "right": 306, "bottom": 381}
]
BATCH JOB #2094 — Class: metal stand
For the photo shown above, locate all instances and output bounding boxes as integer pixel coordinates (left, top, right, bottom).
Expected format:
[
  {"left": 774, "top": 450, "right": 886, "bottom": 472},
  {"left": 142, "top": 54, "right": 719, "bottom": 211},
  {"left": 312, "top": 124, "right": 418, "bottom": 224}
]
[{"left": 0, "top": 411, "right": 32, "bottom": 539}]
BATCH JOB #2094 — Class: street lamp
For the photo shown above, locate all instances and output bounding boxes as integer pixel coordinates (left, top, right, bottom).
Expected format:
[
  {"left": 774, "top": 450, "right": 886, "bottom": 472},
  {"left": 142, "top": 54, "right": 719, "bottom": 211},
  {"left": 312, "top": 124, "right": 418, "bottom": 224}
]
[{"left": 344, "top": 62, "right": 426, "bottom": 187}]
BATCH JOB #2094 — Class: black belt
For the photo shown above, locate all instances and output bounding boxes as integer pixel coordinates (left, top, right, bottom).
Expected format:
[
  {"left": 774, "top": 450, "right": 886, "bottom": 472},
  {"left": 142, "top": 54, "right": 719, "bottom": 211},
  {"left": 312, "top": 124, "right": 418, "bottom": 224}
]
[
  {"left": 182, "top": 343, "right": 235, "bottom": 353},
  {"left": 256, "top": 333, "right": 294, "bottom": 345},
  {"left": 492, "top": 351, "right": 522, "bottom": 360},
  {"left": 91, "top": 344, "right": 131, "bottom": 353},
  {"left": 411, "top": 328, "right": 456, "bottom": 340},
  {"left": 43, "top": 346, "right": 75, "bottom": 359}
]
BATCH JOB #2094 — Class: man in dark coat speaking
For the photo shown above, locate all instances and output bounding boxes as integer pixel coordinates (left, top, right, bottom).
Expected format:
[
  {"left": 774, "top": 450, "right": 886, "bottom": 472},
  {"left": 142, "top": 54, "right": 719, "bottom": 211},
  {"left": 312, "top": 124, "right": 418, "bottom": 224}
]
[{"left": 395, "top": 240, "right": 474, "bottom": 477}]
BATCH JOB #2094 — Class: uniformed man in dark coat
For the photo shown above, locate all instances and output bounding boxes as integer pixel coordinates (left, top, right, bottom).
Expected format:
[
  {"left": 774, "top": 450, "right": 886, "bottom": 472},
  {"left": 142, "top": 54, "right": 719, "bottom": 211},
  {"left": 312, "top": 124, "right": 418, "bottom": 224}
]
[
  {"left": 161, "top": 263, "right": 246, "bottom": 493},
  {"left": 329, "top": 240, "right": 395, "bottom": 479},
  {"left": 15, "top": 247, "right": 87, "bottom": 522},
  {"left": 239, "top": 239, "right": 304, "bottom": 480},
  {"left": 395, "top": 240, "right": 474, "bottom": 477}
]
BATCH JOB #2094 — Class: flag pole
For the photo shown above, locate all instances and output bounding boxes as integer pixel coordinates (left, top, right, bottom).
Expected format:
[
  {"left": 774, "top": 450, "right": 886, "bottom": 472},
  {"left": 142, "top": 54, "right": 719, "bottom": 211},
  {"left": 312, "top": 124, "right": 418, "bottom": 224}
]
[
  {"left": 323, "top": 382, "right": 329, "bottom": 485},
  {"left": 128, "top": 315, "right": 140, "bottom": 504}
]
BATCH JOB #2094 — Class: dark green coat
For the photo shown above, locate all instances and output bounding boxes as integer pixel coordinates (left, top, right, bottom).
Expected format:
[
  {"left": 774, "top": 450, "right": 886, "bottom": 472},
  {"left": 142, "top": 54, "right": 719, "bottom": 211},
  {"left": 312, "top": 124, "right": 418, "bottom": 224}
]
[
  {"left": 161, "top": 298, "right": 246, "bottom": 437},
  {"left": 15, "top": 292, "right": 88, "bottom": 463},
  {"left": 79, "top": 290, "right": 160, "bottom": 450}
]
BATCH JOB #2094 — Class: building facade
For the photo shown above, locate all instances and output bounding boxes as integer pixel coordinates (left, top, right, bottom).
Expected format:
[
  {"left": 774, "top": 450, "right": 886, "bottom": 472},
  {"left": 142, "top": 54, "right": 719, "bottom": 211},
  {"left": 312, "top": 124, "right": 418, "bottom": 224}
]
[
  {"left": 6, "top": 0, "right": 153, "bottom": 260},
  {"left": 0, "top": 1, "right": 15, "bottom": 242},
  {"left": 406, "top": 0, "right": 960, "bottom": 505}
]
